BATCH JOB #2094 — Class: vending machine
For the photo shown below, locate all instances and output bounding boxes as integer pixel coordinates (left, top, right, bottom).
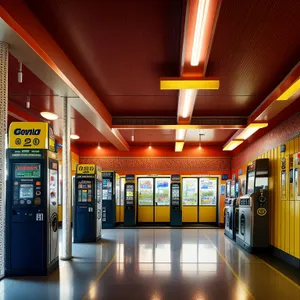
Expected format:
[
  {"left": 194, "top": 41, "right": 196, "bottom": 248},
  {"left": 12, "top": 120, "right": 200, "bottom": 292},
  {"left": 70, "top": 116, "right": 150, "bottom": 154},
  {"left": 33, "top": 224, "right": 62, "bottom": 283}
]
[
  {"left": 6, "top": 122, "right": 59, "bottom": 276},
  {"left": 102, "top": 171, "right": 117, "bottom": 229},
  {"left": 124, "top": 174, "right": 136, "bottom": 226},
  {"left": 236, "top": 158, "right": 269, "bottom": 253},
  {"left": 73, "top": 164, "right": 102, "bottom": 243},
  {"left": 224, "top": 179, "right": 237, "bottom": 240},
  {"left": 170, "top": 174, "right": 182, "bottom": 226}
]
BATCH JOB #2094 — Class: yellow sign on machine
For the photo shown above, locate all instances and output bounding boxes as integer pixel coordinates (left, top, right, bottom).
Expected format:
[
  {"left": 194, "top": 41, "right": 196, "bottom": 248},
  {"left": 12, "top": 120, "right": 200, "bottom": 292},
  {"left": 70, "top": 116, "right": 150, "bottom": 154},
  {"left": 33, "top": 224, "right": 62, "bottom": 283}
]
[
  {"left": 76, "top": 164, "right": 96, "bottom": 175},
  {"left": 9, "top": 122, "right": 52, "bottom": 150}
]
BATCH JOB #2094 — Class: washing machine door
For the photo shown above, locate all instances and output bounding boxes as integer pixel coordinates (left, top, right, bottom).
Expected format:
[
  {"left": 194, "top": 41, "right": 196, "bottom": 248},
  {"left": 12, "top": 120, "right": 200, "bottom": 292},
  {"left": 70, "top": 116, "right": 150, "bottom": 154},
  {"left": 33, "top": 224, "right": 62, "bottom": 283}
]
[
  {"left": 240, "top": 212, "right": 245, "bottom": 239},
  {"left": 225, "top": 208, "right": 230, "bottom": 230}
]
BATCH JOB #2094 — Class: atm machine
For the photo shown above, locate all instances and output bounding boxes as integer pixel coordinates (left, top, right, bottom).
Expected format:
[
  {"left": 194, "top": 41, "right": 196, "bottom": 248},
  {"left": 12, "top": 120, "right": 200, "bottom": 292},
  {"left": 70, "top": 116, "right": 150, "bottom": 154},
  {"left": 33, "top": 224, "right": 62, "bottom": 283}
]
[
  {"left": 102, "top": 171, "right": 117, "bottom": 228},
  {"left": 6, "top": 122, "right": 59, "bottom": 276},
  {"left": 236, "top": 158, "right": 269, "bottom": 253},
  {"left": 224, "top": 180, "right": 237, "bottom": 240},
  {"left": 73, "top": 164, "right": 102, "bottom": 243},
  {"left": 170, "top": 174, "right": 182, "bottom": 226},
  {"left": 124, "top": 174, "right": 136, "bottom": 226}
]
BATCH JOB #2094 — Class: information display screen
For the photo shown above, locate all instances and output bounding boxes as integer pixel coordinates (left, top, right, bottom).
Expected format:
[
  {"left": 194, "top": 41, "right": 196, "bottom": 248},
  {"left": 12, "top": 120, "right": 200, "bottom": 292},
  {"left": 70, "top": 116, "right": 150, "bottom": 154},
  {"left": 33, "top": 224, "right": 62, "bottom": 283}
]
[
  {"left": 155, "top": 178, "right": 170, "bottom": 206},
  {"left": 199, "top": 178, "right": 217, "bottom": 206},
  {"left": 247, "top": 171, "right": 255, "bottom": 194},
  {"left": 182, "top": 178, "right": 198, "bottom": 206},
  {"left": 15, "top": 163, "right": 41, "bottom": 178},
  {"left": 19, "top": 184, "right": 34, "bottom": 199},
  {"left": 138, "top": 178, "right": 154, "bottom": 206}
]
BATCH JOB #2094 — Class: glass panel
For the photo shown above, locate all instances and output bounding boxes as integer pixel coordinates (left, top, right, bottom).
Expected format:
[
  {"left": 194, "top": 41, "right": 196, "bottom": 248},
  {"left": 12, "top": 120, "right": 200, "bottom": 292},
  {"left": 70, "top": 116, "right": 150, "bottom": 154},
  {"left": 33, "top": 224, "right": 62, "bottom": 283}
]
[
  {"left": 247, "top": 171, "right": 255, "bottom": 194},
  {"left": 155, "top": 178, "right": 170, "bottom": 206},
  {"left": 182, "top": 178, "right": 198, "bottom": 205},
  {"left": 138, "top": 178, "right": 154, "bottom": 206},
  {"left": 120, "top": 177, "right": 125, "bottom": 205},
  {"left": 199, "top": 178, "right": 217, "bottom": 206},
  {"left": 116, "top": 177, "right": 120, "bottom": 205}
]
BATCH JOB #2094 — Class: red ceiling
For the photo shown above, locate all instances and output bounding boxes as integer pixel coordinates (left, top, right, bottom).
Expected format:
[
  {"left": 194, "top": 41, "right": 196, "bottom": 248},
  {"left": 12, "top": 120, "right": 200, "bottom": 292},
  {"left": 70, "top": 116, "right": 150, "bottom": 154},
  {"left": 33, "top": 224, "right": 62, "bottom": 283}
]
[
  {"left": 4, "top": 0, "right": 300, "bottom": 149},
  {"left": 195, "top": 0, "right": 300, "bottom": 117},
  {"left": 24, "top": 0, "right": 300, "bottom": 119},
  {"left": 24, "top": 0, "right": 183, "bottom": 117},
  {"left": 8, "top": 54, "right": 108, "bottom": 143}
]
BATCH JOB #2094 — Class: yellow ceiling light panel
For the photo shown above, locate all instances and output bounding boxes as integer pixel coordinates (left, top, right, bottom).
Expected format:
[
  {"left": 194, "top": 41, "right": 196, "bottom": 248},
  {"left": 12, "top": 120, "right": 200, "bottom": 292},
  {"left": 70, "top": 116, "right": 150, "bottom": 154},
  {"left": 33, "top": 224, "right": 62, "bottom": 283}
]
[
  {"left": 236, "top": 123, "right": 268, "bottom": 140},
  {"left": 175, "top": 141, "right": 185, "bottom": 152},
  {"left": 223, "top": 140, "right": 243, "bottom": 151},
  {"left": 277, "top": 78, "right": 300, "bottom": 101},
  {"left": 160, "top": 79, "right": 219, "bottom": 90}
]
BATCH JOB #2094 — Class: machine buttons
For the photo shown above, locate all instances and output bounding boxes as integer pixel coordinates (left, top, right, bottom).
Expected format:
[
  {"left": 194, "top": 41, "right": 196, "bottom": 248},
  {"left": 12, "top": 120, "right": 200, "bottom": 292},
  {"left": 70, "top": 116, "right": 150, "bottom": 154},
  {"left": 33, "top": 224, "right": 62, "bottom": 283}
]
[
  {"left": 27, "top": 200, "right": 32, "bottom": 205},
  {"left": 14, "top": 181, "right": 19, "bottom": 185},
  {"left": 36, "top": 181, "right": 41, "bottom": 186},
  {"left": 20, "top": 200, "right": 25, "bottom": 205},
  {"left": 36, "top": 191, "right": 41, "bottom": 196},
  {"left": 34, "top": 198, "right": 41, "bottom": 205}
]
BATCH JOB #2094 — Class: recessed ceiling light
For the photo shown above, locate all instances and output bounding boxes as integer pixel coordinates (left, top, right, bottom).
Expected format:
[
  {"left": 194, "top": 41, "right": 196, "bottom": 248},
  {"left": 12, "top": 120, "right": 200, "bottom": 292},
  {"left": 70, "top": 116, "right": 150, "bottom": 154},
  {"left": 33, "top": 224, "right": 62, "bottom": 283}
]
[
  {"left": 40, "top": 111, "right": 58, "bottom": 120},
  {"left": 70, "top": 134, "right": 80, "bottom": 140}
]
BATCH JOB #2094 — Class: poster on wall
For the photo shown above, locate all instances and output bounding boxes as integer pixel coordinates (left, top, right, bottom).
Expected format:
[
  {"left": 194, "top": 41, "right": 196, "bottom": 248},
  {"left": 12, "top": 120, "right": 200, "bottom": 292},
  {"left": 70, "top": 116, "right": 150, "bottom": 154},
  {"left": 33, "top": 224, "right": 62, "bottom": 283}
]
[
  {"left": 49, "top": 169, "right": 58, "bottom": 206},
  {"left": 281, "top": 170, "right": 286, "bottom": 200},
  {"left": 155, "top": 178, "right": 170, "bottom": 206},
  {"left": 281, "top": 157, "right": 287, "bottom": 200},
  {"left": 221, "top": 185, "right": 225, "bottom": 196},
  {"left": 199, "top": 178, "right": 217, "bottom": 206},
  {"left": 138, "top": 178, "right": 154, "bottom": 206},
  {"left": 182, "top": 178, "right": 198, "bottom": 205},
  {"left": 289, "top": 155, "right": 294, "bottom": 199}
]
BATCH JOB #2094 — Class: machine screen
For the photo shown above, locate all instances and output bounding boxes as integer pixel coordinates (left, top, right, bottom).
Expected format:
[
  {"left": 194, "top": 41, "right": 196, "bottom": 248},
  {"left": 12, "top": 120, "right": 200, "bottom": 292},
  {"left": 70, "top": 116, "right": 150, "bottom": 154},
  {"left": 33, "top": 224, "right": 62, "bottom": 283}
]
[
  {"left": 247, "top": 171, "right": 255, "bottom": 194},
  {"left": 15, "top": 163, "right": 41, "bottom": 178},
  {"left": 19, "top": 184, "right": 34, "bottom": 199}
]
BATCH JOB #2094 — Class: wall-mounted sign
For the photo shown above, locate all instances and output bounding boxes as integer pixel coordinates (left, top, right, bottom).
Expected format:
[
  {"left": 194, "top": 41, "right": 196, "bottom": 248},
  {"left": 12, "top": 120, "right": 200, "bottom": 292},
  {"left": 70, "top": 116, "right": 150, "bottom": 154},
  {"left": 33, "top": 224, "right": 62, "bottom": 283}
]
[
  {"left": 238, "top": 169, "right": 243, "bottom": 175},
  {"left": 9, "top": 122, "right": 50, "bottom": 150},
  {"left": 171, "top": 174, "right": 180, "bottom": 181},
  {"left": 280, "top": 144, "right": 286, "bottom": 153},
  {"left": 221, "top": 174, "right": 228, "bottom": 180},
  {"left": 77, "top": 164, "right": 96, "bottom": 175},
  {"left": 125, "top": 174, "right": 135, "bottom": 181},
  {"left": 220, "top": 184, "right": 225, "bottom": 195}
]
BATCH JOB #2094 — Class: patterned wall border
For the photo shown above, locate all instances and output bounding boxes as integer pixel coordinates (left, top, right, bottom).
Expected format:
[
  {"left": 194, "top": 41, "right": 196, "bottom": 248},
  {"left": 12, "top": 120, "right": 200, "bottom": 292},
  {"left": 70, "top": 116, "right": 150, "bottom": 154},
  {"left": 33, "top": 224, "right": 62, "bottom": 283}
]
[
  {"left": 80, "top": 156, "right": 231, "bottom": 173},
  {"left": 232, "top": 113, "right": 300, "bottom": 170}
]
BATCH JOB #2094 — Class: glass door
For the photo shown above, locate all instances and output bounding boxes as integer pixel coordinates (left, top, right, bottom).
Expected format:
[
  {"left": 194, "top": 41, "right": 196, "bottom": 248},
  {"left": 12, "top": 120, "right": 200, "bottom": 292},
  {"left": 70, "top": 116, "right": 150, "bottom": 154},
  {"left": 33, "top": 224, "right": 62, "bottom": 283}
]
[
  {"left": 154, "top": 178, "right": 171, "bottom": 222},
  {"left": 138, "top": 178, "right": 154, "bottom": 222},
  {"left": 182, "top": 178, "right": 198, "bottom": 222},
  {"left": 199, "top": 177, "right": 218, "bottom": 223}
]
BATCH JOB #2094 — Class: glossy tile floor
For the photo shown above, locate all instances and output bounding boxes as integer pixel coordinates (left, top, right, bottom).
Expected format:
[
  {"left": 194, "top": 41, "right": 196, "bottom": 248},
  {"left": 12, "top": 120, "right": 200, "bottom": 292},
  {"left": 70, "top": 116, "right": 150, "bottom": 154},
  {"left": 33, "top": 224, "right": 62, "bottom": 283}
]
[{"left": 0, "top": 229, "right": 300, "bottom": 300}]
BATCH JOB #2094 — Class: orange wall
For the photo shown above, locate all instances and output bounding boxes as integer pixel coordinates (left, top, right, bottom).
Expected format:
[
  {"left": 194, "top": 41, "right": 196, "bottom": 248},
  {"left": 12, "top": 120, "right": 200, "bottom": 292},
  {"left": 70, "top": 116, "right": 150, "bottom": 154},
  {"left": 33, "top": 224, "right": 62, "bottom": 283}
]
[{"left": 232, "top": 113, "right": 300, "bottom": 260}]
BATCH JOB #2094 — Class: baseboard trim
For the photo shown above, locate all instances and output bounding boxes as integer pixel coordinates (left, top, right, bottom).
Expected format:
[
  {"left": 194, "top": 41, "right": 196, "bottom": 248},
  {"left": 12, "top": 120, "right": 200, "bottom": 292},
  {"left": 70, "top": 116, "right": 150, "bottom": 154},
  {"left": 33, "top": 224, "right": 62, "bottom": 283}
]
[{"left": 272, "top": 246, "right": 300, "bottom": 269}]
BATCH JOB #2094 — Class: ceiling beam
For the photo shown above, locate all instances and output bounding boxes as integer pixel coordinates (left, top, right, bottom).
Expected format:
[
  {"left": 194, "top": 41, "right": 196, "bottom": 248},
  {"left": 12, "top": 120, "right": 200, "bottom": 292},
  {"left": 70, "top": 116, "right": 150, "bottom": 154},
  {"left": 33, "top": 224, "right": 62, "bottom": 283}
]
[
  {"left": 0, "top": 1, "right": 129, "bottom": 151},
  {"left": 112, "top": 124, "right": 246, "bottom": 130}
]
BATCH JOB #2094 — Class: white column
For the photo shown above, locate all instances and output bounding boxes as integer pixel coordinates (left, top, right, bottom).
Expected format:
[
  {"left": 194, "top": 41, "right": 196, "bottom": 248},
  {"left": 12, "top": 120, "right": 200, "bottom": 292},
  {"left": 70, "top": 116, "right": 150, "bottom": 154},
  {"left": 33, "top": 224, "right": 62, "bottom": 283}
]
[
  {"left": 0, "top": 42, "right": 8, "bottom": 278},
  {"left": 61, "top": 96, "right": 72, "bottom": 260}
]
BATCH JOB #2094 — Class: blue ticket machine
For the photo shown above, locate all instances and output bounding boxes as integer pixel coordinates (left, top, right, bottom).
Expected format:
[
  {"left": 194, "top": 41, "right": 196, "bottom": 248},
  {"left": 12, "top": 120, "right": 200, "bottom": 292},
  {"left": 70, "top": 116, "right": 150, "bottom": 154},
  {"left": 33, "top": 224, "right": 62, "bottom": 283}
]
[
  {"left": 102, "top": 171, "right": 116, "bottom": 229},
  {"left": 73, "top": 164, "right": 102, "bottom": 243},
  {"left": 124, "top": 174, "right": 136, "bottom": 226},
  {"left": 170, "top": 174, "right": 182, "bottom": 226},
  {"left": 6, "top": 122, "right": 59, "bottom": 276}
]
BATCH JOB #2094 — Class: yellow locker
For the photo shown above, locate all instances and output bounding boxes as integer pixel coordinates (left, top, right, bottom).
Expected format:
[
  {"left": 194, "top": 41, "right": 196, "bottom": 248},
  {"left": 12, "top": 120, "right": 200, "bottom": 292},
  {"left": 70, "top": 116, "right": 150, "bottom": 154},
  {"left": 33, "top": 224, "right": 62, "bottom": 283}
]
[
  {"left": 289, "top": 201, "right": 295, "bottom": 256},
  {"left": 295, "top": 201, "right": 300, "bottom": 259}
]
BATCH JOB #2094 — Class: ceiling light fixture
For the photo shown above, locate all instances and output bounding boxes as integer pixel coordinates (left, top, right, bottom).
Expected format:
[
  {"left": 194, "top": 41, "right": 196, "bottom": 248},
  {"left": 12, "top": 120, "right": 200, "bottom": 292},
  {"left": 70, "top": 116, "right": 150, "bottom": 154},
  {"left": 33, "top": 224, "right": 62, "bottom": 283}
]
[
  {"left": 70, "top": 134, "right": 80, "bottom": 140},
  {"left": 18, "top": 61, "right": 23, "bottom": 83},
  {"left": 131, "top": 129, "right": 134, "bottom": 142},
  {"left": 223, "top": 140, "right": 243, "bottom": 151},
  {"left": 40, "top": 111, "right": 58, "bottom": 120},
  {"left": 198, "top": 133, "right": 204, "bottom": 150},
  {"left": 176, "top": 129, "right": 186, "bottom": 141},
  {"left": 276, "top": 78, "right": 300, "bottom": 101},
  {"left": 182, "top": 89, "right": 193, "bottom": 118},
  {"left": 26, "top": 95, "right": 30, "bottom": 109},
  {"left": 191, "top": 0, "right": 210, "bottom": 66},
  {"left": 175, "top": 141, "right": 184, "bottom": 152},
  {"left": 236, "top": 123, "right": 268, "bottom": 140},
  {"left": 97, "top": 142, "right": 101, "bottom": 149}
]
